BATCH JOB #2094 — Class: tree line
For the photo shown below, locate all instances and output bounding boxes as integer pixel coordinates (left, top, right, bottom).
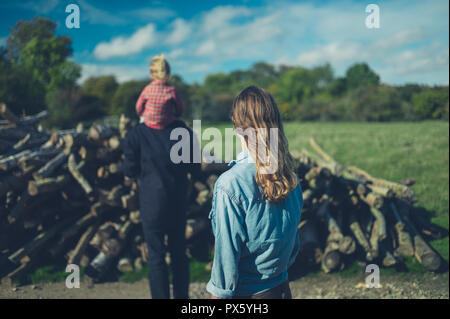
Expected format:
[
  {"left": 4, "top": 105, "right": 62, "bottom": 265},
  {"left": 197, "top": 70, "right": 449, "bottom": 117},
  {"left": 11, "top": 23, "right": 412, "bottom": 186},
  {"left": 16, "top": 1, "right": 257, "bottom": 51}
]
[{"left": 0, "top": 17, "right": 448, "bottom": 129}]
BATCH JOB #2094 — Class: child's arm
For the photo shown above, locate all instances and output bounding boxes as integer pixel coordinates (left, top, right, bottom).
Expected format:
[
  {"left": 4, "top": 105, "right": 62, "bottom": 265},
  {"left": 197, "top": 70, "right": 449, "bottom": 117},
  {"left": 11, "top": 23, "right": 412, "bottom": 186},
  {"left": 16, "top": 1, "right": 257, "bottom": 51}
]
[{"left": 135, "top": 89, "right": 146, "bottom": 117}]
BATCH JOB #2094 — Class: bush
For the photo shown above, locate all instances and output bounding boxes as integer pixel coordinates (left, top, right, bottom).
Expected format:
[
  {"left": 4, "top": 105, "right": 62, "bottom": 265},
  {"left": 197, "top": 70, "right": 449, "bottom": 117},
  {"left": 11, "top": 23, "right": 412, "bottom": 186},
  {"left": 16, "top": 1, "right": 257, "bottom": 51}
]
[{"left": 412, "top": 87, "right": 449, "bottom": 120}]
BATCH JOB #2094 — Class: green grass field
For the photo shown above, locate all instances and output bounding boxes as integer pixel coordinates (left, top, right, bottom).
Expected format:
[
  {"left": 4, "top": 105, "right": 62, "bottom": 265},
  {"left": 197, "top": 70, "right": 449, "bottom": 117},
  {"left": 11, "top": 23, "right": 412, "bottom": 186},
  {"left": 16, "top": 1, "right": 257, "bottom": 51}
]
[
  {"left": 200, "top": 120, "right": 449, "bottom": 262},
  {"left": 29, "top": 121, "right": 449, "bottom": 284}
]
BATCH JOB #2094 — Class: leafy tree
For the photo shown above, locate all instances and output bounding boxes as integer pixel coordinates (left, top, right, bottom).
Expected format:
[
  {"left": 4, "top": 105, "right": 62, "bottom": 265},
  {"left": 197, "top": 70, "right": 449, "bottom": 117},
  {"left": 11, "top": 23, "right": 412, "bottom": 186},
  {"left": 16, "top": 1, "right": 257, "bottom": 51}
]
[
  {"left": 1, "top": 16, "right": 80, "bottom": 122},
  {"left": 412, "top": 87, "right": 449, "bottom": 119},
  {"left": 345, "top": 63, "right": 380, "bottom": 89},
  {"left": 0, "top": 47, "right": 45, "bottom": 115},
  {"left": 110, "top": 80, "right": 148, "bottom": 118},
  {"left": 204, "top": 73, "right": 234, "bottom": 94},
  {"left": 273, "top": 64, "right": 332, "bottom": 108},
  {"left": 348, "top": 85, "right": 404, "bottom": 121},
  {"left": 82, "top": 75, "right": 119, "bottom": 114}
]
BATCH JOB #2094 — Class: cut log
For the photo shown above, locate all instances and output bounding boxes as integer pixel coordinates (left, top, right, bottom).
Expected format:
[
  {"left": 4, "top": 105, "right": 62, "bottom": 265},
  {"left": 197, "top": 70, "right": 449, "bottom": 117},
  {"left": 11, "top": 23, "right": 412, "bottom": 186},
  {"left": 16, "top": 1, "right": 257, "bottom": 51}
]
[
  {"left": 67, "top": 223, "right": 100, "bottom": 265},
  {"left": 395, "top": 199, "right": 442, "bottom": 271},
  {"left": 119, "top": 114, "right": 132, "bottom": 139},
  {"left": 121, "top": 191, "right": 139, "bottom": 211},
  {"left": 8, "top": 216, "right": 76, "bottom": 264},
  {"left": 28, "top": 174, "right": 71, "bottom": 196},
  {"left": 32, "top": 151, "right": 68, "bottom": 180},
  {"left": 88, "top": 124, "right": 116, "bottom": 142},
  {"left": 360, "top": 192, "right": 384, "bottom": 209},
  {"left": 349, "top": 215, "right": 376, "bottom": 261},
  {"left": 186, "top": 218, "right": 208, "bottom": 240},
  {"left": 369, "top": 207, "right": 387, "bottom": 241},
  {"left": 389, "top": 202, "right": 414, "bottom": 257},
  {"left": 67, "top": 153, "right": 93, "bottom": 198},
  {"left": 49, "top": 212, "right": 97, "bottom": 256},
  {"left": 347, "top": 166, "right": 414, "bottom": 199},
  {"left": 321, "top": 241, "right": 342, "bottom": 273}
]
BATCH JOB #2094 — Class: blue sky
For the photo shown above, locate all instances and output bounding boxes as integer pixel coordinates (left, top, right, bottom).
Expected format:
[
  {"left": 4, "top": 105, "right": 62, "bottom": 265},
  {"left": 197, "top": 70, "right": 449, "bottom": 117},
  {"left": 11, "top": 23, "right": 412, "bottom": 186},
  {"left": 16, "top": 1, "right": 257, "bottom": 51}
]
[{"left": 0, "top": 0, "right": 448, "bottom": 85}]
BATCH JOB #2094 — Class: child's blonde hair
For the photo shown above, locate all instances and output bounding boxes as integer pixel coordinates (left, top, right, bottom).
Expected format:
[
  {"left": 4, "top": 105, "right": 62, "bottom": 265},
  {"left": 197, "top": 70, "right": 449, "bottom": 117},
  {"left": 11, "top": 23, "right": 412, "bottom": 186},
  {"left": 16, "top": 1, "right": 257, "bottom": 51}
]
[{"left": 150, "top": 54, "right": 171, "bottom": 81}]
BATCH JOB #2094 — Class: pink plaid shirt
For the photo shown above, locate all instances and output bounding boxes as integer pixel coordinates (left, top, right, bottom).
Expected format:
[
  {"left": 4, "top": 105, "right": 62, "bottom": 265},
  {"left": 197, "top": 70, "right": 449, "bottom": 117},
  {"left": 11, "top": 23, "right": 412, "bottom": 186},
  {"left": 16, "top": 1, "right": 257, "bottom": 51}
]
[{"left": 136, "top": 80, "right": 184, "bottom": 129}]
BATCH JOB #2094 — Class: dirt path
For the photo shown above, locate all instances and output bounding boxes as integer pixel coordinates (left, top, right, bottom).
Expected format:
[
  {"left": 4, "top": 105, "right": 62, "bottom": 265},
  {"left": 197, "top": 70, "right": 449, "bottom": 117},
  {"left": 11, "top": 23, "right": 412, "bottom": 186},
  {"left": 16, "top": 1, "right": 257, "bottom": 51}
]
[{"left": 1, "top": 272, "right": 448, "bottom": 299}]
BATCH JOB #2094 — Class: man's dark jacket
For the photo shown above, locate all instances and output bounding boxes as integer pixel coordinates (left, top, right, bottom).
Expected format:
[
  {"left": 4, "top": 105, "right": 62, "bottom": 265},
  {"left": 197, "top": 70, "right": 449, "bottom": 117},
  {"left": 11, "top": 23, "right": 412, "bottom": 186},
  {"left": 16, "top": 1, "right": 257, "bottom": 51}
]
[{"left": 122, "top": 120, "right": 201, "bottom": 228}]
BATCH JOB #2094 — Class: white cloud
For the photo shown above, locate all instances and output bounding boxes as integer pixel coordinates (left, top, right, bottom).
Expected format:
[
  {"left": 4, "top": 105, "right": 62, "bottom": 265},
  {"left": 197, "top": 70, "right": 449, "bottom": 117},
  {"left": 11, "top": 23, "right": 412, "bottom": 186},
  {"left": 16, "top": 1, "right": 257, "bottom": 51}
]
[
  {"left": 22, "top": 0, "right": 59, "bottom": 14},
  {"left": 166, "top": 19, "right": 191, "bottom": 45},
  {"left": 80, "top": 63, "right": 148, "bottom": 83},
  {"left": 297, "top": 42, "right": 362, "bottom": 66},
  {"left": 78, "top": 0, "right": 127, "bottom": 26},
  {"left": 200, "top": 6, "right": 252, "bottom": 33},
  {"left": 0, "top": 37, "right": 6, "bottom": 47},
  {"left": 93, "top": 24, "right": 158, "bottom": 59},
  {"left": 196, "top": 40, "right": 216, "bottom": 56},
  {"left": 373, "top": 29, "right": 426, "bottom": 50},
  {"left": 166, "top": 48, "right": 185, "bottom": 59},
  {"left": 387, "top": 44, "right": 449, "bottom": 76},
  {"left": 127, "top": 8, "right": 175, "bottom": 21},
  {"left": 84, "top": 0, "right": 449, "bottom": 84}
]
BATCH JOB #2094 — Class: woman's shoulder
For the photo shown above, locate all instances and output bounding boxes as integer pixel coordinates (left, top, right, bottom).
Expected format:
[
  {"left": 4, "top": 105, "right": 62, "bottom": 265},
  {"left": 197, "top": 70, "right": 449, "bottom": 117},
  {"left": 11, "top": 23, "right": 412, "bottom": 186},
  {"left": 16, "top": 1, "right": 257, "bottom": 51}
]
[{"left": 214, "top": 162, "right": 259, "bottom": 204}]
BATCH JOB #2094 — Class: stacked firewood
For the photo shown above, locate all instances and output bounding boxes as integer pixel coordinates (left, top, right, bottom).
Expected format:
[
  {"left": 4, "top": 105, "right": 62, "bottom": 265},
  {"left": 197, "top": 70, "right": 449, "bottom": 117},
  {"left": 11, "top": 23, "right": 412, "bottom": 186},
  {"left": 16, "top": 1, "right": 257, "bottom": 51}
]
[
  {"left": 0, "top": 104, "right": 219, "bottom": 285},
  {"left": 0, "top": 102, "right": 446, "bottom": 286},
  {"left": 291, "top": 138, "right": 446, "bottom": 274}
]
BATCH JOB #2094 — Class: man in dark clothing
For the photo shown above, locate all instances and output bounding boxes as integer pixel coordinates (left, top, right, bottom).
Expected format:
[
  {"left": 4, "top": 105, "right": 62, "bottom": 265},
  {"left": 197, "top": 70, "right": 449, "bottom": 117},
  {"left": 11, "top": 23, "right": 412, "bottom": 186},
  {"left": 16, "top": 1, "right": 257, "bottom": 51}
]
[{"left": 123, "top": 120, "right": 201, "bottom": 299}]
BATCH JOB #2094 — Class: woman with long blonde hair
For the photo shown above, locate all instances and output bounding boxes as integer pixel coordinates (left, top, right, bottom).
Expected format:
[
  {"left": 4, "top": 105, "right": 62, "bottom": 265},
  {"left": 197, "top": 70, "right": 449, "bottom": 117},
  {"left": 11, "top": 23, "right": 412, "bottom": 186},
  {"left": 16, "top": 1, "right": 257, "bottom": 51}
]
[{"left": 207, "top": 86, "right": 303, "bottom": 299}]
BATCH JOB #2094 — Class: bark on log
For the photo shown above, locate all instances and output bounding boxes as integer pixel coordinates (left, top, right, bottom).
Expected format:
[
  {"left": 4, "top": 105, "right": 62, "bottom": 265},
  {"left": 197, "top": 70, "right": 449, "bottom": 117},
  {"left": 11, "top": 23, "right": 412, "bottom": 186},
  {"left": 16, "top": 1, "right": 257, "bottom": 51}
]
[
  {"left": 347, "top": 166, "right": 414, "bottom": 199},
  {"left": 321, "top": 241, "right": 342, "bottom": 273},
  {"left": 8, "top": 216, "right": 76, "bottom": 264},
  {"left": 67, "top": 153, "right": 93, "bottom": 198},
  {"left": 32, "top": 151, "right": 68, "bottom": 180},
  {"left": 28, "top": 174, "right": 71, "bottom": 196},
  {"left": 49, "top": 212, "right": 97, "bottom": 256},
  {"left": 395, "top": 199, "right": 441, "bottom": 271},
  {"left": 389, "top": 202, "right": 414, "bottom": 257},
  {"left": 349, "top": 215, "right": 376, "bottom": 261},
  {"left": 119, "top": 114, "right": 132, "bottom": 139},
  {"left": 186, "top": 218, "right": 208, "bottom": 240},
  {"left": 67, "top": 223, "right": 100, "bottom": 265},
  {"left": 369, "top": 207, "right": 387, "bottom": 241},
  {"left": 121, "top": 191, "right": 139, "bottom": 211},
  {"left": 88, "top": 124, "right": 116, "bottom": 142}
]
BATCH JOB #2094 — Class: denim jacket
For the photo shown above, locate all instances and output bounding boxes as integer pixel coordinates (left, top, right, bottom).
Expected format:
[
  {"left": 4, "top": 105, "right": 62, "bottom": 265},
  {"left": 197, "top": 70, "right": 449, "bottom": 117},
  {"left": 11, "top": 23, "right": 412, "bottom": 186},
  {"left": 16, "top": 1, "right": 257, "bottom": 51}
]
[{"left": 206, "top": 149, "right": 303, "bottom": 298}]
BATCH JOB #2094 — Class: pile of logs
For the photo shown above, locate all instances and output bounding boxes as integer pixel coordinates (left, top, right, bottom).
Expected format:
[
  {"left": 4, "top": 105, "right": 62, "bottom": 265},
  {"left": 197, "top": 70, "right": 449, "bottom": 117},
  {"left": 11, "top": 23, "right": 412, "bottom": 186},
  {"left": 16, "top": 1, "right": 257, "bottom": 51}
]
[
  {"left": 291, "top": 138, "right": 446, "bottom": 274},
  {"left": 0, "top": 104, "right": 217, "bottom": 285},
  {"left": 0, "top": 102, "right": 446, "bottom": 286}
]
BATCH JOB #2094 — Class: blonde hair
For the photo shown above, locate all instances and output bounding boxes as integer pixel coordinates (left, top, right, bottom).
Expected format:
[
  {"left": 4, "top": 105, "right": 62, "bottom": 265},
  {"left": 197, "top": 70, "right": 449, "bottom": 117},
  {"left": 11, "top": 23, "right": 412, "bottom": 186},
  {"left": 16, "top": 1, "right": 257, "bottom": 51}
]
[
  {"left": 231, "top": 86, "right": 298, "bottom": 204},
  {"left": 150, "top": 54, "right": 171, "bottom": 81}
]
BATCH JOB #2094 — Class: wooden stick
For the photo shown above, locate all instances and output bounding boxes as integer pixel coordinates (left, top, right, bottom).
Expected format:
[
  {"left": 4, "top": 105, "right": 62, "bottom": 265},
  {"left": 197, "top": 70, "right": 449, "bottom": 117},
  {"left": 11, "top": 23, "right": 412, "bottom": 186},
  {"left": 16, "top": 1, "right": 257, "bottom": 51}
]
[
  {"left": 32, "top": 151, "right": 68, "bottom": 180},
  {"left": 67, "top": 153, "right": 93, "bottom": 197},
  {"left": 8, "top": 216, "right": 76, "bottom": 264},
  {"left": 389, "top": 202, "right": 414, "bottom": 257},
  {"left": 67, "top": 223, "right": 100, "bottom": 265}
]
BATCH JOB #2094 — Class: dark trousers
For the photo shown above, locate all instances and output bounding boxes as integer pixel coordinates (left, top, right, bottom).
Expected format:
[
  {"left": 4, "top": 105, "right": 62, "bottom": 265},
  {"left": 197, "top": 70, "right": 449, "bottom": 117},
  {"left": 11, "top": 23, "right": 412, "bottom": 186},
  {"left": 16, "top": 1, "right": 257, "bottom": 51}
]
[{"left": 141, "top": 214, "right": 189, "bottom": 299}]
